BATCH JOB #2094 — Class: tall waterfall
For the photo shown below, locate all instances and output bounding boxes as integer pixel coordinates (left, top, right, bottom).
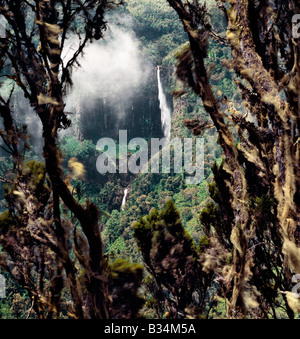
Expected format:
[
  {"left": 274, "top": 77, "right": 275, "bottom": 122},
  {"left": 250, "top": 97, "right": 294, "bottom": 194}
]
[{"left": 157, "top": 66, "right": 171, "bottom": 140}]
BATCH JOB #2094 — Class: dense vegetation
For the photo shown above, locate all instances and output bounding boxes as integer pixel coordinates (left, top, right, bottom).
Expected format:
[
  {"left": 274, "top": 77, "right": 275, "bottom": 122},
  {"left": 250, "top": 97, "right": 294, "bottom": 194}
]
[{"left": 0, "top": 0, "right": 299, "bottom": 319}]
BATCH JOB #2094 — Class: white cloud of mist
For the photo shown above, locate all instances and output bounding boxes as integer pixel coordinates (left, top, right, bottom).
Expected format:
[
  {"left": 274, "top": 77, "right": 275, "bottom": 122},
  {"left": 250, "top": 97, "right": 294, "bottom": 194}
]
[
  {"left": 64, "top": 22, "right": 152, "bottom": 122},
  {"left": 14, "top": 91, "right": 44, "bottom": 154},
  {"left": 1, "top": 15, "right": 152, "bottom": 153},
  {"left": 0, "top": 84, "right": 44, "bottom": 155}
]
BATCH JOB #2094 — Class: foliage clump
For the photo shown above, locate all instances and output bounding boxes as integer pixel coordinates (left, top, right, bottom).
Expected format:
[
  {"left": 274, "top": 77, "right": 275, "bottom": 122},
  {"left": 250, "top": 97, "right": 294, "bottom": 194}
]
[{"left": 134, "top": 200, "right": 212, "bottom": 318}]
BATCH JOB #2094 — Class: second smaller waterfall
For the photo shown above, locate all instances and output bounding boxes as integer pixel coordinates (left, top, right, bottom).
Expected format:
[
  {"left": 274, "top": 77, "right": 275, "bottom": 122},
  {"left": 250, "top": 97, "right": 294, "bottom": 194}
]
[{"left": 121, "top": 188, "right": 129, "bottom": 211}]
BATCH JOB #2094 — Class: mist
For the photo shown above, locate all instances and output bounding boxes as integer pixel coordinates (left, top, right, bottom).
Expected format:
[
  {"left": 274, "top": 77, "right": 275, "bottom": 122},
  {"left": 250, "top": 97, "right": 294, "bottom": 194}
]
[
  {"left": 63, "top": 22, "right": 152, "bottom": 138},
  {"left": 0, "top": 82, "right": 44, "bottom": 156},
  {"left": 1, "top": 16, "right": 153, "bottom": 154}
]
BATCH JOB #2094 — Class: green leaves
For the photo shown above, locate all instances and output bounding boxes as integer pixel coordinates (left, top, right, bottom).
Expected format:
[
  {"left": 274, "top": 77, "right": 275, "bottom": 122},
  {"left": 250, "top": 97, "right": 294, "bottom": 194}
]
[
  {"left": 126, "top": 0, "right": 187, "bottom": 63},
  {"left": 108, "top": 259, "right": 144, "bottom": 319},
  {"left": 133, "top": 200, "right": 211, "bottom": 317}
]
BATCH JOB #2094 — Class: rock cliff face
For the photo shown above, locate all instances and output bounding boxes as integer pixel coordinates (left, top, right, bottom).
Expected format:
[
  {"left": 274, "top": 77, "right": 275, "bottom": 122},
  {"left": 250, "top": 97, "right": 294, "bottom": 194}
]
[{"left": 74, "top": 70, "right": 164, "bottom": 143}]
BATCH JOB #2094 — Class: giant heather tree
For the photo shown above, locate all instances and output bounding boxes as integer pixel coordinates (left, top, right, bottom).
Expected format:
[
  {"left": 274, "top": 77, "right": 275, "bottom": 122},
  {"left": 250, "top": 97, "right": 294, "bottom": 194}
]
[
  {"left": 167, "top": 0, "right": 300, "bottom": 318},
  {"left": 134, "top": 200, "right": 212, "bottom": 318}
]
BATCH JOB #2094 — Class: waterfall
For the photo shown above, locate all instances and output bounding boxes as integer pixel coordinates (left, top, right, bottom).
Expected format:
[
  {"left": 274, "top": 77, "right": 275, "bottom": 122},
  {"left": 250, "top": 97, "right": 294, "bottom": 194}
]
[
  {"left": 121, "top": 188, "right": 129, "bottom": 211},
  {"left": 157, "top": 66, "right": 171, "bottom": 140}
]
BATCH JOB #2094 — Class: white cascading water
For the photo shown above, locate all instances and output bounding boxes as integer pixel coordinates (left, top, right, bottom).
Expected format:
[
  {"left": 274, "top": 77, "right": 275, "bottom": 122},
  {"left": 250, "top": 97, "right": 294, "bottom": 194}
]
[
  {"left": 157, "top": 66, "right": 171, "bottom": 140},
  {"left": 121, "top": 188, "right": 129, "bottom": 211}
]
